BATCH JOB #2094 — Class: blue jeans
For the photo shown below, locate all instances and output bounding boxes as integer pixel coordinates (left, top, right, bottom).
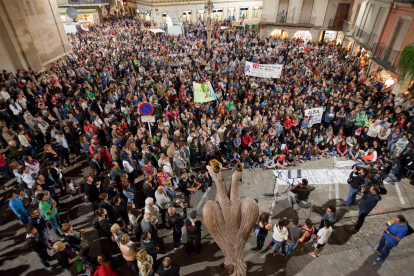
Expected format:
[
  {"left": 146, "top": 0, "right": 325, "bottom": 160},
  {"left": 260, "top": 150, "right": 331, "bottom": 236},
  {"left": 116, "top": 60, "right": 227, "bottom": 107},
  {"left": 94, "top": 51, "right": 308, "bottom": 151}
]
[
  {"left": 326, "top": 149, "right": 337, "bottom": 157},
  {"left": 274, "top": 240, "right": 286, "bottom": 254},
  {"left": 25, "top": 146, "right": 37, "bottom": 157},
  {"left": 0, "top": 164, "right": 11, "bottom": 180},
  {"left": 345, "top": 186, "right": 358, "bottom": 206},
  {"left": 48, "top": 212, "right": 62, "bottom": 237},
  {"left": 387, "top": 143, "right": 396, "bottom": 155},
  {"left": 166, "top": 187, "right": 177, "bottom": 200},
  {"left": 252, "top": 162, "right": 264, "bottom": 168},
  {"left": 37, "top": 248, "right": 51, "bottom": 268},
  {"left": 191, "top": 152, "right": 199, "bottom": 164},
  {"left": 377, "top": 235, "right": 394, "bottom": 260},
  {"left": 173, "top": 227, "right": 182, "bottom": 248},
  {"left": 285, "top": 244, "right": 294, "bottom": 257},
  {"left": 394, "top": 162, "right": 404, "bottom": 181},
  {"left": 256, "top": 234, "right": 267, "bottom": 249},
  {"left": 0, "top": 110, "right": 11, "bottom": 121}
]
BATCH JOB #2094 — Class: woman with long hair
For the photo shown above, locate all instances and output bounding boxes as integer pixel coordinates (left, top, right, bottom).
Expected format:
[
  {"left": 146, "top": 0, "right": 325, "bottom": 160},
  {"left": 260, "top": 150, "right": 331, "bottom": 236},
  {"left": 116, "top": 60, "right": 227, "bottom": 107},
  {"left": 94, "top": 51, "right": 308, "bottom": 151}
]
[
  {"left": 269, "top": 218, "right": 288, "bottom": 257},
  {"left": 136, "top": 249, "right": 154, "bottom": 276},
  {"left": 24, "top": 155, "right": 40, "bottom": 174},
  {"left": 298, "top": 218, "right": 315, "bottom": 254},
  {"left": 252, "top": 212, "right": 272, "bottom": 250}
]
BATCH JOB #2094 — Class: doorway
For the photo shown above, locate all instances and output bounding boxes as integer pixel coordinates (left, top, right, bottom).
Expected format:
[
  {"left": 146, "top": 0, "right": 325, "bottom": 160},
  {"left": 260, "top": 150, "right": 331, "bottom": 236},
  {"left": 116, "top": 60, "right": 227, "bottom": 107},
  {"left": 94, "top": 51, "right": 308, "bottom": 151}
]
[{"left": 333, "top": 3, "right": 350, "bottom": 28}]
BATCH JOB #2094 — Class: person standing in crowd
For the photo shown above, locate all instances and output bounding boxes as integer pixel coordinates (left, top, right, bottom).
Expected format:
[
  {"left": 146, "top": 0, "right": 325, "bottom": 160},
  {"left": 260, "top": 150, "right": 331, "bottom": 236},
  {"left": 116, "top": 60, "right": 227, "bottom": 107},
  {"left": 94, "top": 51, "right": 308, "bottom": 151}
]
[
  {"left": 119, "top": 234, "right": 138, "bottom": 274},
  {"left": 351, "top": 185, "right": 380, "bottom": 233},
  {"left": 185, "top": 210, "right": 203, "bottom": 255},
  {"left": 269, "top": 218, "right": 288, "bottom": 257},
  {"left": 372, "top": 215, "right": 409, "bottom": 262},
  {"left": 309, "top": 219, "right": 332, "bottom": 258},
  {"left": 345, "top": 167, "right": 367, "bottom": 207},
  {"left": 84, "top": 176, "right": 100, "bottom": 211},
  {"left": 285, "top": 217, "right": 302, "bottom": 258},
  {"left": 26, "top": 227, "right": 55, "bottom": 270},
  {"left": 141, "top": 232, "right": 159, "bottom": 263},
  {"left": 252, "top": 212, "right": 272, "bottom": 250},
  {"left": 8, "top": 190, "right": 29, "bottom": 228},
  {"left": 166, "top": 202, "right": 187, "bottom": 249},
  {"left": 36, "top": 192, "right": 64, "bottom": 239},
  {"left": 157, "top": 257, "right": 180, "bottom": 276},
  {"left": 317, "top": 206, "right": 336, "bottom": 232}
]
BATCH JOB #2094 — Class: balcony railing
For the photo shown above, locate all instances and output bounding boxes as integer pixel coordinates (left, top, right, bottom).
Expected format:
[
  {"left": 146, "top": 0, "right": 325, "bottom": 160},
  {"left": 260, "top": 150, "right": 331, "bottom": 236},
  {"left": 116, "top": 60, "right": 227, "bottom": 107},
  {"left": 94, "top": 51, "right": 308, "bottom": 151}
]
[
  {"left": 342, "top": 20, "right": 355, "bottom": 34},
  {"left": 352, "top": 26, "right": 378, "bottom": 50},
  {"left": 395, "top": 0, "right": 414, "bottom": 3},
  {"left": 58, "top": 0, "right": 109, "bottom": 5},
  {"left": 372, "top": 43, "right": 401, "bottom": 71},
  {"left": 272, "top": 12, "right": 314, "bottom": 26}
]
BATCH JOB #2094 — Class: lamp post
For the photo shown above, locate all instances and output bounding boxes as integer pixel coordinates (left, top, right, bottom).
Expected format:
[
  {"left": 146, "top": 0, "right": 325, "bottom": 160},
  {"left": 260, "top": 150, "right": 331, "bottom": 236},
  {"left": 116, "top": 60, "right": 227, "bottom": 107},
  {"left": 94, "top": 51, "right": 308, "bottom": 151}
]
[{"left": 204, "top": 0, "right": 213, "bottom": 50}]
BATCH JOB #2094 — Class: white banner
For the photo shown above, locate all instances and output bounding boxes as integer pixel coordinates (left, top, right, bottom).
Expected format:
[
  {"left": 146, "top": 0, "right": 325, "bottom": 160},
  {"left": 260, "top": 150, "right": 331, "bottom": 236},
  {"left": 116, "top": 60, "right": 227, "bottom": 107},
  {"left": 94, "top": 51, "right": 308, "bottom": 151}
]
[
  {"left": 273, "top": 169, "right": 352, "bottom": 185},
  {"left": 304, "top": 108, "right": 323, "bottom": 124},
  {"left": 244, "top": 61, "right": 283, "bottom": 78}
]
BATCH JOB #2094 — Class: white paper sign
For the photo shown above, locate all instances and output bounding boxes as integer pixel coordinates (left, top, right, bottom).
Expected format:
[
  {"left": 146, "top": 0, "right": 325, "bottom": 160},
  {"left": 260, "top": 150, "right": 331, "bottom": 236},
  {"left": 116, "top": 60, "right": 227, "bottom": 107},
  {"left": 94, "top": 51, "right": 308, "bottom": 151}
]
[
  {"left": 244, "top": 61, "right": 283, "bottom": 78},
  {"left": 273, "top": 169, "right": 352, "bottom": 185},
  {"left": 304, "top": 108, "right": 323, "bottom": 124},
  {"left": 141, "top": 115, "right": 156, "bottom": 122}
]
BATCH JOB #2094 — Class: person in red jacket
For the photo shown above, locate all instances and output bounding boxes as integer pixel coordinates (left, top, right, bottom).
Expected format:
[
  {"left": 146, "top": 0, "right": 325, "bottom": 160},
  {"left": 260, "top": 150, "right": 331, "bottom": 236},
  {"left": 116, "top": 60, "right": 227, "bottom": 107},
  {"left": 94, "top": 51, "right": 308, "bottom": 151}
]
[
  {"left": 86, "top": 255, "right": 118, "bottom": 276},
  {"left": 240, "top": 130, "right": 253, "bottom": 150},
  {"left": 284, "top": 116, "right": 292, "bottom": 132}
]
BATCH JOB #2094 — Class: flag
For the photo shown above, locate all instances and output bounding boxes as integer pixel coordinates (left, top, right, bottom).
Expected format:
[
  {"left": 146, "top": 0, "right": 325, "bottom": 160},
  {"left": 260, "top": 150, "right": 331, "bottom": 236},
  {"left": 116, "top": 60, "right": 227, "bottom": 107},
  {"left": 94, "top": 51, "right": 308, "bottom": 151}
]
[{"left": 193, "top": 81, "right": 217, "bottom": 103}]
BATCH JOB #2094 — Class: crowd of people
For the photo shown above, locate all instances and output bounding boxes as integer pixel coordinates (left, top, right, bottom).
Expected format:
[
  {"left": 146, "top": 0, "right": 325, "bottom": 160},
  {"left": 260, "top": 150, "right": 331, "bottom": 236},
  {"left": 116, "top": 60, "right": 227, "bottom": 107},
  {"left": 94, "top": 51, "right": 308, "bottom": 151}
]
[{"left": 3, "top": 12, "right": 414, "bottom": 275}]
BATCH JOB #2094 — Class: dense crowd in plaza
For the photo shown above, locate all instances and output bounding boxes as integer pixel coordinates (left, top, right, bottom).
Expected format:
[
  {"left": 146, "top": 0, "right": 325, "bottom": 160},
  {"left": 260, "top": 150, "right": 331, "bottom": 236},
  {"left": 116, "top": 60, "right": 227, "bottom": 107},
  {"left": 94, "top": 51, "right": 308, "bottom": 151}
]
[{"left": 2, "top": 13, "right": 414, "bottom": 275}]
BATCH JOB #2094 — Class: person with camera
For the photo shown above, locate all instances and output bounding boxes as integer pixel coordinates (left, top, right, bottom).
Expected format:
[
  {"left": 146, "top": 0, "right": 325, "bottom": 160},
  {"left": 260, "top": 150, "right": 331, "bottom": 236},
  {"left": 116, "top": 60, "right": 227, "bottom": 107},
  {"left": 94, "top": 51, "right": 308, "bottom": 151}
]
[
  {"left": 286, "top": 179, "right": 314, "bottom": 203},
  {"left": 344, "top": 166, "right": 368, "bottom": 207},
  {"left": 393, "top": 144, "right": 414, "bottom": 182},
  {"left": 165, "top": 202, "right": 187, "bottom": 249},
  {"left": 371, "top": 214, "right": 409, "bottom": 262},
  {"left": 351, "top": 185, "right": 380, "bottom": 233}
]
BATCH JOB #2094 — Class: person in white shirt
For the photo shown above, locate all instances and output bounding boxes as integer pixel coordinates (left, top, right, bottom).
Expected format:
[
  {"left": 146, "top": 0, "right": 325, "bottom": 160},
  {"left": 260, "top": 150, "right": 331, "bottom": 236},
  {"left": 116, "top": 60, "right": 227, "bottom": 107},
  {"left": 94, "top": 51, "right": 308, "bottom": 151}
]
[
  {"left": 309, "top": 219, "right": 332, "bottom": 258},
  {"left": 22, "top": 167, "right": 36, "bottom": 195},
  {"left": 269, "top": 218, "right": 288, "bottom": 256},
  {"left": 367, "top": 119, "right": 381, "bottom": 146}
]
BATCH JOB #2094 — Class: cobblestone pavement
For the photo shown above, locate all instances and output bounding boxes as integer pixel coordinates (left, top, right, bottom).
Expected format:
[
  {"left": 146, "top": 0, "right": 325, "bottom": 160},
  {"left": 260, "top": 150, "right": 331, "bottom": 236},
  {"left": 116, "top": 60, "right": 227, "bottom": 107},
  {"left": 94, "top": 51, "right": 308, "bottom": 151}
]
[{"left": 1, "top": 154, "right": 413, "bottom": 276}]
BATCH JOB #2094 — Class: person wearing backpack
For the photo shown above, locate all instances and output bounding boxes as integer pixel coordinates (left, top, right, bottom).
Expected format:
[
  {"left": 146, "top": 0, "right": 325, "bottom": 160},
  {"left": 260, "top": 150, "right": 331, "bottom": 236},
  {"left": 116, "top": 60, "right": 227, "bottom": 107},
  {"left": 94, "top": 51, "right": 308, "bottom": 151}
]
[
  {"left": 26, "top": 226, "right": 55, "bottom": 271},
  {"left": 371, "top": 215, "right": 409, "bottom": 262}
]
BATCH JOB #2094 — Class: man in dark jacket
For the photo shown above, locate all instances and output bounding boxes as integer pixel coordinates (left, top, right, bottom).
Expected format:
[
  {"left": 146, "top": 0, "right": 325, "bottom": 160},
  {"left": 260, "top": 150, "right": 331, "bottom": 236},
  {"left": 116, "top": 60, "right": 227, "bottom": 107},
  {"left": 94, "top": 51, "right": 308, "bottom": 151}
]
[
  {"left": 28, "top": 207, "right": 53, "bottom": 246},
  {"left": 157, "top": 257, "right": 180, "bottom": 276},
  {"left": 344, "top": 167, "right": 367, "bottom": 206},
  {"left": 185, "top": 210, "right": 202, "bottom": 255},
  {"left": 140, "top": 232, "right": 159, "bottom": 262},
  {"left": 394, "top": 144, "right": 414, "bottom": 181},
  {"left": 166, "top": 203, "right": 187, "bottom": 249},
  {"left": 26, "top": 227, "right": 54, "bottom": 270},
  {"left": 351, "top": 185, "right": 380, "bottom": 233},
  {"left": 84, "top": 176, "right": 100, "bottom": 211}
]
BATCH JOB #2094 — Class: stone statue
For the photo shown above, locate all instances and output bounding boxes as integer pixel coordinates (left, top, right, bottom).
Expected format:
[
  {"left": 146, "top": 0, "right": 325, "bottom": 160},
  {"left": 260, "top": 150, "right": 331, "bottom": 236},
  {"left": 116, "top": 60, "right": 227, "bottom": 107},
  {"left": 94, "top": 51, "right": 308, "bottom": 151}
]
[{"left": 203, "top": 163, "right": 259, "bottom": 276}]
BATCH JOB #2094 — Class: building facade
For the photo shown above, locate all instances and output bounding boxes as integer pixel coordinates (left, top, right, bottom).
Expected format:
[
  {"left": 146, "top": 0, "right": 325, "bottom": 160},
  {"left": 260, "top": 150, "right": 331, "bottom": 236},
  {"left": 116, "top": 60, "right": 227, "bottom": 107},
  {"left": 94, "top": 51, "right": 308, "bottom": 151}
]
[
  {"left": 56, "top": 0, "right": 111, "bottom": 25},
  {"left": 0, "top": 0, "right": 71, "bottom": 73},
  {"left": 124, "top": 0, "right": 263, "bottom": 25},
  {"left": 343, "top": 0, "right": 414, "bottom": 94},
  {"left": 259, "top": 0, "right": 355, "bottom": 43}
]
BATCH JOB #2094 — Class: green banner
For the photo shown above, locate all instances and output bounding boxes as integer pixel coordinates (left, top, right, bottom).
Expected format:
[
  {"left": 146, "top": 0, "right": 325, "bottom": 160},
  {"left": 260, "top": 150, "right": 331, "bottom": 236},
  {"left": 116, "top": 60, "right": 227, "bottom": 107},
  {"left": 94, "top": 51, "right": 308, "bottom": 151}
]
[{"left": 193, "top": 81, "right": 217, "bottom": 103}]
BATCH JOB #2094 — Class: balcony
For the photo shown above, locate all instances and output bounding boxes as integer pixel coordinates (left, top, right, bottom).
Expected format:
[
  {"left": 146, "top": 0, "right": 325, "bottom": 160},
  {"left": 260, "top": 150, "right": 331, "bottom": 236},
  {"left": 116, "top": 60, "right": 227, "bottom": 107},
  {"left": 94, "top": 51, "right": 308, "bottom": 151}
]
[
  {"left": 57, "top": 0, "right": 109, "bottom": 6},
  {"left": 342, "top": 20, "right": 355, "bottom": 34},
  {"left": 372, "top": 43, "right": 401, "bottom": 71},
  {"left": 352, "top": 26, "right": 378, "bottom": 50},
  {"left": 261, "top": 12, "right": 315, "bottom": 27}
]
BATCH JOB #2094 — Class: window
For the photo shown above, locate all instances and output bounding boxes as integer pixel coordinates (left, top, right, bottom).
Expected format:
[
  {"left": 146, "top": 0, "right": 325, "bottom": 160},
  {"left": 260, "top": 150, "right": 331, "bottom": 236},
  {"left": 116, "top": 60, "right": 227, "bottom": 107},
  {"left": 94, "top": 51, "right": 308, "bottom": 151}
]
[
  {"left": 61, "top": 15, "right": 67, "bottom": 23},
  {"left": 183, "top": 11, "right": 192, "bottom": 23},
  {"left": 162, "top": 12, "right": 168, "bottom": 24},
  {"left": 211, "top": 9, "right": 223, "bottom": 21},
  {"left": 252, "top": 6, "right": 260, "bottom": 18},
  {"left": 228, "top": 8, "right": 235, "bottom": 19},
  {"left": 240, "top": 7, "right": 248, "bottom": 19},
  {"left": 197, "top": 10, "right": 205, "bottom": 22}
]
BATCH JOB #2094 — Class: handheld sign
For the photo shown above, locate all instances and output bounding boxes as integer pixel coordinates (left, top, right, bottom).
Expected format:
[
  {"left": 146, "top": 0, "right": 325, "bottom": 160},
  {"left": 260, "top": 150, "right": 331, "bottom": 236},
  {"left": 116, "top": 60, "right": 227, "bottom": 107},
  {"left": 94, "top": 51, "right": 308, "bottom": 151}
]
[{"left": 139, "top": 103, "right": 154, "bottom": 116}]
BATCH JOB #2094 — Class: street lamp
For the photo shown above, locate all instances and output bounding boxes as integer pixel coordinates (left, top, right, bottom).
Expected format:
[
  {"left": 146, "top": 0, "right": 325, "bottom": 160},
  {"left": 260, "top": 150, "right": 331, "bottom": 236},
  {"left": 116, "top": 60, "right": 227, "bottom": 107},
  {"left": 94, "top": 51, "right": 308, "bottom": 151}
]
[{"left": 204, "top": 0, "right": 213, "bottom": 50}]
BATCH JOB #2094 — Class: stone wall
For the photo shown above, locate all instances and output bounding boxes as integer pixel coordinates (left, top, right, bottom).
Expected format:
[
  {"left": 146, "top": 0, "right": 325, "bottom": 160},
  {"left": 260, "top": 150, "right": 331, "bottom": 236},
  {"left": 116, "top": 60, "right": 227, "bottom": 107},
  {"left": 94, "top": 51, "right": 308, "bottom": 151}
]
[{"left": 0, "top": 0, "right": 71, "bottom": 73}]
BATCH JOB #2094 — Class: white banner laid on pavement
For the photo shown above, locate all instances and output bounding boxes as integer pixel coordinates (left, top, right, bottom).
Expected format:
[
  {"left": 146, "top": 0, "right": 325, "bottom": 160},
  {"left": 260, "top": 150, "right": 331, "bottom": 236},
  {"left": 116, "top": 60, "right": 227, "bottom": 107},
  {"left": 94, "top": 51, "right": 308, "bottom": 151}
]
[
  {"left": 244, "top": 61, "right": 283, "bottom": 78},
  {"left": 273, "top": 169, "right": 352, "bottom": 185},
  {"left": 333, "top": 160, "right": 357, "bottom": 168},
  {"left": 304, "top": 108, "right": 323, "bottom": 124}
]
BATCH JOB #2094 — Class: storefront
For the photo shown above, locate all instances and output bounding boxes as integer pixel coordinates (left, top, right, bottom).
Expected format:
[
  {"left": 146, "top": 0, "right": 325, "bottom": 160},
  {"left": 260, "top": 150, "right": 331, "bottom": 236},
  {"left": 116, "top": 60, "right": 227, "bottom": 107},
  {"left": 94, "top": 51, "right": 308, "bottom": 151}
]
[
  {"left": 59, "top": 9, "right": 96, "bottom": 24},
  {"left": 228, "top": 8, "right": 236, "bottom": 19},
  {"left": 270, "top": 29, "right": 288, "bottom": 38},
  {"left": 145, "top": 10, "right": 151, "bottom": 21},
  {"left": 197, "top": 10, "right": 205, "bottom": 22},
  {"left": 321, "top": 31, "right": 338, "bottom": 42},
  {"left": 293, "top": 31, "right": 312, "bottom": 41},
  {"left": 183, "top": 11, "right": 192, "bottom": 23},
  {"left": 211, "top": 9, "right": 223, "bottom": 21}
]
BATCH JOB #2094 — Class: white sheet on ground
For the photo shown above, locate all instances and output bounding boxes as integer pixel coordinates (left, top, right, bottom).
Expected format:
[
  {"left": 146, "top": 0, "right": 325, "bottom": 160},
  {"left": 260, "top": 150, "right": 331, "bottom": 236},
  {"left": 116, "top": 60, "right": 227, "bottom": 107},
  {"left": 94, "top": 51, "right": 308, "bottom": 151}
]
[
  {"left": 333, "top": 160, "right": 357, "bottom": 168},
  {"left": 273, "top": 169, "right": 352, "bottom": 185}
]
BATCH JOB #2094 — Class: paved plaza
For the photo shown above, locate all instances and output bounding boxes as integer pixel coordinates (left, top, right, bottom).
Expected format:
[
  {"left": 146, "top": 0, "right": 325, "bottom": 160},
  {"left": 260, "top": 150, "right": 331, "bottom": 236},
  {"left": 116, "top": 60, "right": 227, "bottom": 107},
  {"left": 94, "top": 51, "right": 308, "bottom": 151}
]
[{"left": 1, "top": 154, "right": 414, "bottom": 276}]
